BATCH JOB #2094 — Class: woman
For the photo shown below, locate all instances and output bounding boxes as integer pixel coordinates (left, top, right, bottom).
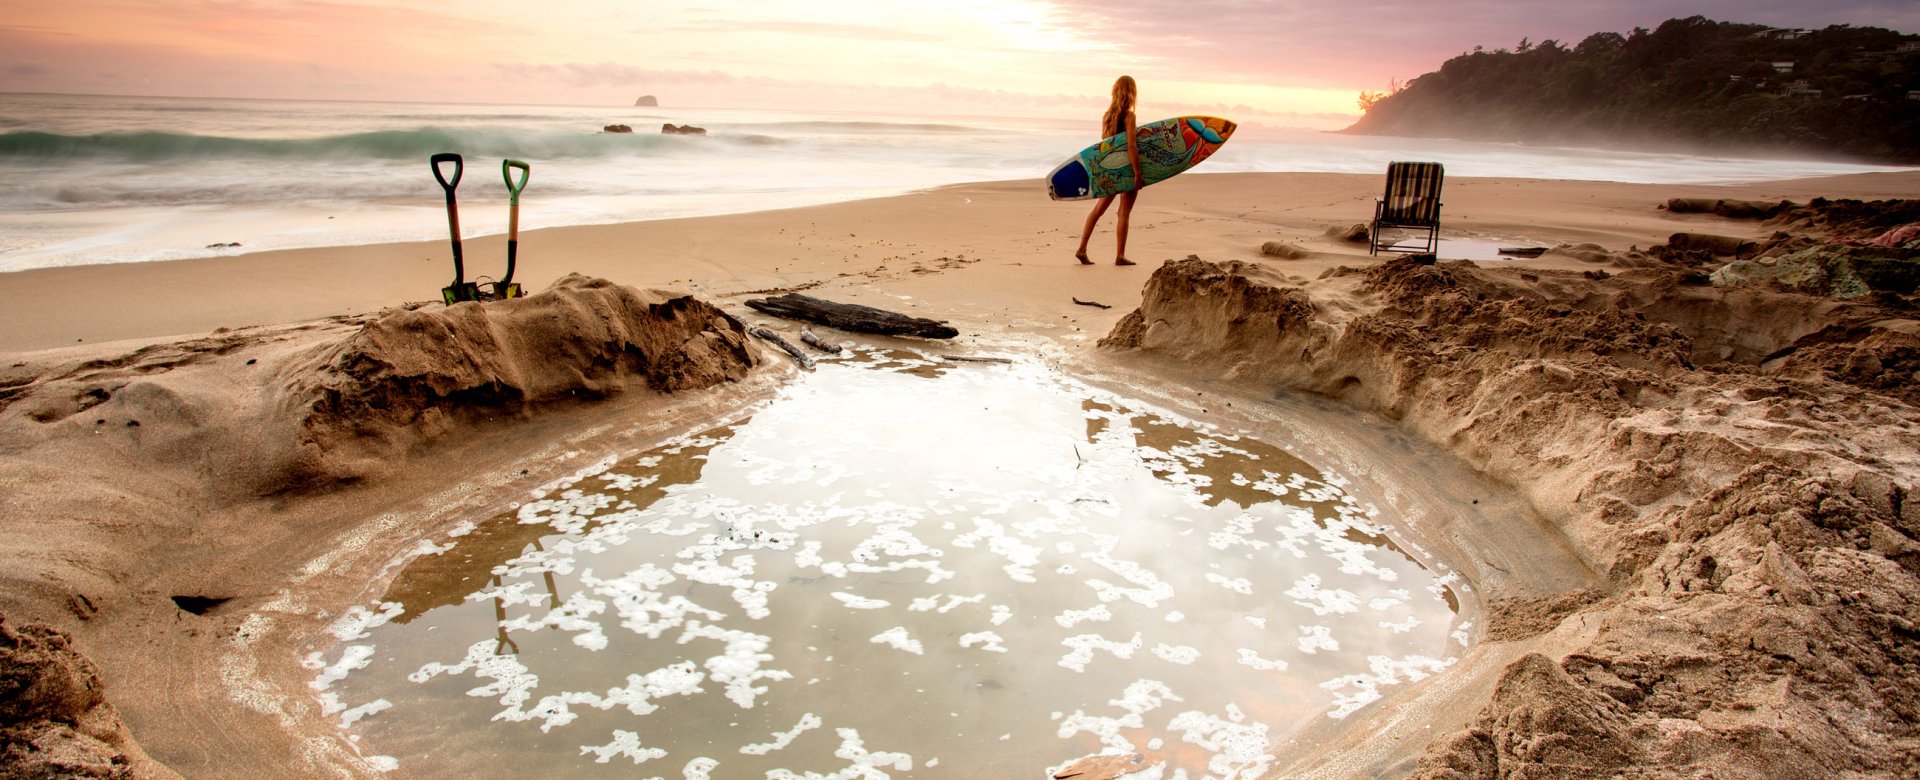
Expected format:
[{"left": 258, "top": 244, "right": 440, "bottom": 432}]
[{"left": 1074, "top": 75, "right": 1141, "bottom": 266}]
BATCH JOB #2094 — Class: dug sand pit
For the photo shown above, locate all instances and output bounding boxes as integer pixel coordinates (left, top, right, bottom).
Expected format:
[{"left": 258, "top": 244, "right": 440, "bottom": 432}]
[
  {"left": 1102, "top": 255, "right": 1920, "bottom": 777},
  {"left": 0, "top": 275, "right": 764, "bottom": 776}
]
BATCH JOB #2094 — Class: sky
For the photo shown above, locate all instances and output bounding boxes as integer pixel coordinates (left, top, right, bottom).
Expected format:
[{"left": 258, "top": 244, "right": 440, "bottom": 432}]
[{"left": 2, "top": 1, "right": 1917, "bottom": 129}]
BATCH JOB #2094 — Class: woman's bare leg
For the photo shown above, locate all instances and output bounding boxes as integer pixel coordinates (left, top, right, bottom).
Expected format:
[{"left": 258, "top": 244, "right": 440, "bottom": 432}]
[
  {"left": 1114, "top": 190, "right": 1138, "bottom": 265},
  {"left": 1076, "top": 196, "right": 1114, "bottom": 264}
]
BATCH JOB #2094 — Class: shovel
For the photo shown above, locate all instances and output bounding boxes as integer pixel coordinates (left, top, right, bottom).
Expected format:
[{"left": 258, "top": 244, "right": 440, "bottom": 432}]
[
  {"left": 430, "top": 153, "right": 479, "bottom": 304},
  {"left": 497, "top": 159, "right": 530, "bottom": 300}
]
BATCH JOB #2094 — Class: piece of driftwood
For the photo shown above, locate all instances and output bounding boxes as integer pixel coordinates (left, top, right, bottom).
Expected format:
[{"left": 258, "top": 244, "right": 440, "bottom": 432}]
[
  {"left": 1071, "top": 297, "right": 1112, "bottom": 309},
  {"left": 745, "top": 293, "right": 958, "bottom": 339},
  {"left": 1497, "top": 247, "right": 1548, "bottom": 257},
  {"left": 749, "top": 326, "right": 814, "bottom": 369},
  {"left": 799, "top": 327, "right": 843, "bottom": 354},
  {"left": 1053, "top": 752, "right": 1146, "bottom": 779},
  {"left": 941, "top": 355, "right": 1012, "bottom": 364}
]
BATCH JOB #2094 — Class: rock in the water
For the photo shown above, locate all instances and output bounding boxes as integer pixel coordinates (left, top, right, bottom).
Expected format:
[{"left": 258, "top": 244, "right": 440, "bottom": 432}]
[
  {"left": 661, "top": 123, "right": 707, "bottom": 136},
  {"left": 1663, "top": 198, "right": 1790, "bottom": 219},
  {"left": 1545, "top": 243, "right": 1615, "bottom": 263},
  {"left": 1666, "top": 232, "right": 1756, "bottom": 257},
  {"left": 634, "top": 95, "right": 658, "bottom": 107},
  {"left": 1711, "top": 247, "right": 1873, "bottom": 298},
  {"left": 1260, "top": 241, "right": 1309, "bottom": 259},
  {"left": 1326, "top": 223, "right": 1370, "bottom": 243},
  {"left": 602, "top": 124, "right": 633, "bottom": 134}
]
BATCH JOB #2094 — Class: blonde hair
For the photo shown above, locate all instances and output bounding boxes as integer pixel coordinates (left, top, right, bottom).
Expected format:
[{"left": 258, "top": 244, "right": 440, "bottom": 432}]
[{"left": 1101, "top": 75, "right": 1136, "bottom": 137}]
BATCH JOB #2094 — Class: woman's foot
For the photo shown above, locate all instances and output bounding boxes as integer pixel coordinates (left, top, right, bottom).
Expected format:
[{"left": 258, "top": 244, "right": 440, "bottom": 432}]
[
  {"left": 1115, "top": 257, "right": 1136, "bottom": 266},
  {"left": 1076, "top": 251, "right": 1093, "bottom": 265}
]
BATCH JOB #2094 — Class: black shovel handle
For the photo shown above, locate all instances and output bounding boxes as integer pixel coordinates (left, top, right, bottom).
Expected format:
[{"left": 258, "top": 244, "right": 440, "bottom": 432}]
[{"left": 430, "top": 153, "right": 465, "bottom": 285}]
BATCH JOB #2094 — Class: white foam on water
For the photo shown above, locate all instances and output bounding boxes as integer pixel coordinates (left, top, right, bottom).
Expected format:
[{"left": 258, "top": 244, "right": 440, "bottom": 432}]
[
  {"left": 678, "top": 621, "right": 790, "bottom": 709},
  {"left": 869, "top": 627, "right": 924, "bottom": 656},
  {"left": 958, "top": 631, "right": 1009, "bottom": 654},
  {"left": 829, "top": 592, "right": 890, "bottom": 610},
  {"left": 682, "top": 756, "right": 720, "bottom": 779},
  {"left": 337, "top": 698, "right": 390, "bottom": 728},
  {"left": 1056, "top": 679, "right": 1183, "bottom": 752},
  {"left": 906, "top": 593, "right": 984, "bottom": 613},
  {"left": 581, "top": 730, "right": 667, "bottom": 765},
  {"left": 1151, "top": 644, "right": 1201, "bottom": 665},
  {"left": 1204, "top": 573, "right": 1254, "bottom": 595},
  {"left": 1055, "top": 604, "right": 1113, "bottom": 628},
  {"left": 1167, "top": 704, "right": 1273, "bottom": 778},
  {"left": 1380, "top": 616, "right": 1422, "bottom": 634},
  {"left": 1235, "top": 649, "right": 1289, "bottom": 672},
  {"left": 741, "top": 713, "right": 823, "bottom": 756},
  {"left": 765, "top": 728, "right": 913, "bottom": 779},
  {"left": 1297, "top": 625, "right": 1340, "bottom": 654},
  {"left": 1059, "top": 632, "right": 1144, "bottom": 673},
  {"left": 1285, "top": 574, "right": 1362, "bottom": 616},
  {"left": 325, "top": 602, "right": 404, "bottom": 642}
]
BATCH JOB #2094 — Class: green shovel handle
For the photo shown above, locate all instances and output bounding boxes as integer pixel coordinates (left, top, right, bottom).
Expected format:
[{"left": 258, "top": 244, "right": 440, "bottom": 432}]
[{"left": 502, "top": 159, "right": 530, "bottom": 204}]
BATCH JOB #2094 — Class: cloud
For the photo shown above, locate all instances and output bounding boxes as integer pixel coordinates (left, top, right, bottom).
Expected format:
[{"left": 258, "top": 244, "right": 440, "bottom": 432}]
[
  {"left": 7, "top": 62, "right": 48, "bottom": 76},
  {"left": 495, "top": 62, "right": 766, "bottom": 88},
  {"left": 0, "top": 24, "right": 80, "bottom": 37},
  {"left": 663, "top": 18, "right": 947, "bottom": 42}
]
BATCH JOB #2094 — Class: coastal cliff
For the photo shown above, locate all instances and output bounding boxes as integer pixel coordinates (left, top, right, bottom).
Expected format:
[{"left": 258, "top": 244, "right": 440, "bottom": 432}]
[{"left": 1346, "top": 16, "right": 1920, "bottom": 163}]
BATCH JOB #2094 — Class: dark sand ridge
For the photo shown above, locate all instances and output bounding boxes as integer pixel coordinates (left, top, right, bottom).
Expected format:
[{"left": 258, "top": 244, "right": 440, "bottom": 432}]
[{"left": 2, "top": 170, "right": 1918, "bottom": 776}]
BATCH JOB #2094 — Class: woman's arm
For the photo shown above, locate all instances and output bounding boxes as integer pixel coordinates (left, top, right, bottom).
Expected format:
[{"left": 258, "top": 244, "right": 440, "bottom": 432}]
[{"left": 1124, "top": 110, "right": 1141, "bottom": 187}]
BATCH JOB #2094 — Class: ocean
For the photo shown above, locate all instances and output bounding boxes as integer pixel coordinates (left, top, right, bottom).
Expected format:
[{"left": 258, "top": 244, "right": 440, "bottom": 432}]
[{"left": 0, "top": 92, "right": 1910, "bottom": 273}]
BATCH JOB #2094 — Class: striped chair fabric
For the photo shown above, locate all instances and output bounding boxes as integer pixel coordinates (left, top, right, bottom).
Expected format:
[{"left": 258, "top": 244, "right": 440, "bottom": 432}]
[{"left": 1371, "top": 161, "right": 1445, "bottom": 255}]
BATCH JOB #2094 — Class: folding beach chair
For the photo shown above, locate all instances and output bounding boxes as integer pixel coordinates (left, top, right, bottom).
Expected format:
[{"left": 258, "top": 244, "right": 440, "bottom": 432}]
[{"left": 1370, "top": 162, "right": 1444, "bottom": 256}]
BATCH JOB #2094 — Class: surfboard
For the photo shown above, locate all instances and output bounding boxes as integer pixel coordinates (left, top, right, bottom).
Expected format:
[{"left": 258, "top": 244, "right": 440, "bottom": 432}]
[{"left": 1046, "top": 116, "right": 1236, "bottom": 201}]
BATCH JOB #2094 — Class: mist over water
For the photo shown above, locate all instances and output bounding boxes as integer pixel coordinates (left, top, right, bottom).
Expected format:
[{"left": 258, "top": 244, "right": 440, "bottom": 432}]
[{"left": 0, "top": 92, "right": 1909, "bottom": 272}]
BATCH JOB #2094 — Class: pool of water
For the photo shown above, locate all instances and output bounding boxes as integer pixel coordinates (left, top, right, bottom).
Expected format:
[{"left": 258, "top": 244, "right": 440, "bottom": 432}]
[
  {"left": 1373, "top": 233, "right": 1546, "bottom": 261},
  {"left": 306, "top": 348, "right": 1470, "bottom": 777}
]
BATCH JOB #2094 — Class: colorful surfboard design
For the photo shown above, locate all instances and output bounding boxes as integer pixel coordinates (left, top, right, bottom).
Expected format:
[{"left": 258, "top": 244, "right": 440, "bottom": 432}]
[{"left": 1046, "top": 116, "right": 1236, "bottom": 201}]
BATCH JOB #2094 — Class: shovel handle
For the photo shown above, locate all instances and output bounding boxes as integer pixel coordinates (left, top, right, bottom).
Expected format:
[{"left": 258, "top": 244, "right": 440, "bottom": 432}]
[
  {"left": 502, "top": 159, "right": 530, "bottom": 204},
  {"left": 430, "top": 153, "right": 465, "bottom": 288},
  {"left": 431, "top": 153, "right": 464, "bottom": 192},
  {"left": 502, "top": 159, "right": 530, "bottom": 287}
]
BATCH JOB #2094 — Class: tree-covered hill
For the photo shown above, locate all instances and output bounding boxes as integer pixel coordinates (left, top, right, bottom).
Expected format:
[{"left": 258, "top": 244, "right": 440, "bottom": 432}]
[{"left": 1343, "top": 16, "right": 1920, "bottom": 163}]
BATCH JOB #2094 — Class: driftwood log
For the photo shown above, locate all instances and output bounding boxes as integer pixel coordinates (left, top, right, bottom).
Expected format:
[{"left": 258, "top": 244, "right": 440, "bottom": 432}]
[
  {"left": 745, "top": 293, "right": 958, "bottom": 339},
  {"left": 749, "top": 326, "right": 814, "bottom": 369},
  {"left": 799, "top": 327, "right": 844, "bottom": 354}
]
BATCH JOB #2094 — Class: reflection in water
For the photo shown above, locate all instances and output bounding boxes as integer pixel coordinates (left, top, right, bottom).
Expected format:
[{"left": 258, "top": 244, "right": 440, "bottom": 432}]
[
  {"left": 381, "top": 428, "right": 738, "bottom": 622},
  {"left": 308, "top": 352, "right": 1471, "bottom": 777},
  {"left": 1100, "top": 400, "right": 1456, "bottom": 613}
]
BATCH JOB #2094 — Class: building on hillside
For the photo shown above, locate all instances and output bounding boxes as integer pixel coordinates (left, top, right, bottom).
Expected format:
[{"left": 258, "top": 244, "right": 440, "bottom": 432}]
[
  {"left": 1772, "top": 61, "right": 1796, "bottom": 73},
  {"left": 1761, "top": 28, "right": 1811, "bottom": 40}
]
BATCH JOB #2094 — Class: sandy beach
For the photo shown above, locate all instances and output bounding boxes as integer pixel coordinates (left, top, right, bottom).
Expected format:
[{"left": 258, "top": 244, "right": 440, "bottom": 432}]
[{"left": 4, "top": 169, "right": 1920, "bottom": 777}]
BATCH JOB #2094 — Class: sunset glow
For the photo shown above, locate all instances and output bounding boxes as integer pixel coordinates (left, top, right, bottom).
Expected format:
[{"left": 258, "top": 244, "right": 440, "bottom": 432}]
[{"left": 3, "top": 0, "right": 1917, "bottom": 129}]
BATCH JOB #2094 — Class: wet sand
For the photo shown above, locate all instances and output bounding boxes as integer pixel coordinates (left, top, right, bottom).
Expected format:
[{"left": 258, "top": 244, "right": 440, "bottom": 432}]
[{"left": 2, "top": 169, "right": 1918, "bottom": 777}]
